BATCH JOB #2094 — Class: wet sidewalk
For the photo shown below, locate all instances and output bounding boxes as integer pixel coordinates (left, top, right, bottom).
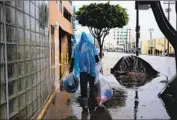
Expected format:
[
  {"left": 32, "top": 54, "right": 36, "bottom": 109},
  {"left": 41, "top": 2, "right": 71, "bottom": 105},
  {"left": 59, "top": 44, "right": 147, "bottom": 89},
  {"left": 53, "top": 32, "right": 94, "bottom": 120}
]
[
  {"left": 43, "top": 91, "right": 73, "bottom": 119},
  {"left": 43, "top": 52, "right": 175, "bottom": 119}
]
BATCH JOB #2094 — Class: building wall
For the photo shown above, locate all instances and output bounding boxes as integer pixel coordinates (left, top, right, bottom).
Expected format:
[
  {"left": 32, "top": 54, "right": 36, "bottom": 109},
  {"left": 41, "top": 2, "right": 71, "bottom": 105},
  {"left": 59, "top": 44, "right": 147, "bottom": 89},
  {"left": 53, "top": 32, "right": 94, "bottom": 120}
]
[
  {"left": 141, "top": 40, "right": 149, "bottom": 55},
  {"left": 49, "top": 1, "right": 73, "bottom": 35},
  {"left": 49, "top": 1, "right": 73, "bottom": 79},
  {"left": 0, "top": 1, "right": 73, "bottom": 119},
  {"left": 141, "top": 38, "right": 175, "bottom": 55},
  {"left": 113, "top": 28, "right": 130, "bottom": 49},
  {"left": 0, "top": 1, "right": 51, "bottom": 119}
]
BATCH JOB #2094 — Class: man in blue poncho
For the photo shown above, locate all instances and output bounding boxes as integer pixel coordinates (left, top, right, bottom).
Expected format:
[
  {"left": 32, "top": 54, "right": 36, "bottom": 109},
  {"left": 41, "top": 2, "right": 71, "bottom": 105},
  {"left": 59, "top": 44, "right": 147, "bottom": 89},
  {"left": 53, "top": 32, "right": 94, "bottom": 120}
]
[{"left": 69, "top": 32, "right": 99, "bottom": 112}]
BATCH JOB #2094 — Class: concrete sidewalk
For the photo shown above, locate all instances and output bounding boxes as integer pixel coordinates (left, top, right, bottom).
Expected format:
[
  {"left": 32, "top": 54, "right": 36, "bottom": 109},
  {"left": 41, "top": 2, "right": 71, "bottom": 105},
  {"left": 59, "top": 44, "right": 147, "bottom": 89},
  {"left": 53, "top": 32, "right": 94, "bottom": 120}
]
[{"left": 43, "top": 90, "right": 74, "bottom": 119}]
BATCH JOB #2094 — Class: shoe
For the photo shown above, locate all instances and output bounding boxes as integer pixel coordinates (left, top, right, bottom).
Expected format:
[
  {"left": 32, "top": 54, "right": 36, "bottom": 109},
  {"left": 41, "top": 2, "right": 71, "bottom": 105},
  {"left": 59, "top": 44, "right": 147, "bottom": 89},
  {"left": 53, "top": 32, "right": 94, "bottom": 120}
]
[
  {"left": 82, "top": 107, "right": 89, "bottom": 113},
  {"left": 82, "top": 107, "right": 89, "bottom": 120}
]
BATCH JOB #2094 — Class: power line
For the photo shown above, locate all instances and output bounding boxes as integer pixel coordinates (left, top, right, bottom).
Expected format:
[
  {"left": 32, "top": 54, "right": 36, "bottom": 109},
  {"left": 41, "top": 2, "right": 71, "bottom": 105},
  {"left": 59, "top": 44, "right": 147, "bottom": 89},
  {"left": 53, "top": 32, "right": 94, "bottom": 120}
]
[{"left": 164, "top": 1, "right": 175, "bottom": 55}]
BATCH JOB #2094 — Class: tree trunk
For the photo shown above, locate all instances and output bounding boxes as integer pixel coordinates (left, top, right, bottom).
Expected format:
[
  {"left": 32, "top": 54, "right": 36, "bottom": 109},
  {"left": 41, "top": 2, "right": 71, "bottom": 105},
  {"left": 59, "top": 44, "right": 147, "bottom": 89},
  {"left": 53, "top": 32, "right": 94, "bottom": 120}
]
[{"left": 99, "top": 44, "right": 103, "bottom": 58}]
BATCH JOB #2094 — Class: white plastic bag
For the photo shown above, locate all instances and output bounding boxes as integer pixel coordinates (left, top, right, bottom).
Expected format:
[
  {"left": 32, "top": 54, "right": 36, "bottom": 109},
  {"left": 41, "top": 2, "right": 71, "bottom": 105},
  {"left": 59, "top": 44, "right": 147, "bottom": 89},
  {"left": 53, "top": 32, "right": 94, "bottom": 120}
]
[
  {"left": 95, "top": 63, "right": 101, "bottom": 85},
  {"left": 95, "top": 73, "right": 113, "bottom": 105},
  {"left": 62, "top": 73, "right": 79, "bottom": 93}
]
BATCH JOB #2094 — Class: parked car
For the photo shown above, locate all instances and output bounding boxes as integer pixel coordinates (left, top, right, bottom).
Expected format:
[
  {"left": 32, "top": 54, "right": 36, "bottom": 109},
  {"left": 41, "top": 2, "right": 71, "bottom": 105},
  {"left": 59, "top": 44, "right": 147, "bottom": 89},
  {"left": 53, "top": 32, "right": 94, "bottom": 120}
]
[{"left": 169, "top": 52, "right": 175, "bottom": 57}]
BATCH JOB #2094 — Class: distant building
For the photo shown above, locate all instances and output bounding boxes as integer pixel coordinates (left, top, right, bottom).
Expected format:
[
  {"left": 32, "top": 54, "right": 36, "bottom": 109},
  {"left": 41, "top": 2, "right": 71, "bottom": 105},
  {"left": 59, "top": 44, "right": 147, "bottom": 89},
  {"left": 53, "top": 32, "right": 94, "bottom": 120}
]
[
  {"left": 141, "top": 38, "right": 174, "bottom": 55},
  {"left": 104, "top": 28, "right": 132, "bottom": 52},
  {"left": 113, "top": 28, "right": 130, "bottom": 49}
]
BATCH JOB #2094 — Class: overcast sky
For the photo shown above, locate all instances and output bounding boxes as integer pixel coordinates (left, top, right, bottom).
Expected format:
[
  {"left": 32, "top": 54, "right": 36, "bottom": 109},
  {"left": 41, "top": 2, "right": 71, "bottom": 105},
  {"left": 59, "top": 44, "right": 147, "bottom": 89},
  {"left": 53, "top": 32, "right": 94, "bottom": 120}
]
[{"left": 72, "top": 1, "right": 176, "bottom": 41}]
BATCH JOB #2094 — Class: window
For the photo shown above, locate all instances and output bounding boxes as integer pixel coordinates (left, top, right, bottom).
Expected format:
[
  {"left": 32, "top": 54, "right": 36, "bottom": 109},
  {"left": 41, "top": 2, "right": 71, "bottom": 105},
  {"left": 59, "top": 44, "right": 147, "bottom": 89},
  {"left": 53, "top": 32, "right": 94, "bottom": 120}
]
[
  {"left": 25, "top": 14, "right": 30, "bottom": 29},
  {"left": 25, "top": 61, "right": 31, "bottom": 74},
  {"left": 25, "top": 30, "right": 30, "bottom": 44},
  {"left": 0, "top": 65, "right": 5, "bottom": 84},
  {"left": 31, "top": 32, "right": 35, "bottom": 45},
  {"left": 17, "top": 45, "right": 24, "bottom": 60},
  {"left": 18, "top": 93, "right": 26, "bottom": 110},
  {"left": 6, "top": 26, "right": 16, "bottom": 43},
  {"left": 16, "top": 1, "right": 23, "bottom": 10},
  {"left": 9, "top": 98, "right": 18, "bottom": 115},
  {"left": 63, "top": 7, "right": 71, "bottom": 22},
  {"left": 8, "top": 81, "right": 17, "bottom": 97},
  {"left": 5, "top": 6, "right": 15, "bottom": 24},
  {"left": 0, "top": 4, "right": 4, "bottom": 22},
  {"left": 30, "top": 2, "right": 35, "bottom": 17},
  {"left": 18, "top": 78, "right": 26, "bottom": 92},
  {"left": 24, "top": 1, "right": 29, "bottom": 14},
  {"left": 24, "top": 46, "right": 30, "bottom": 59},
  {"left": 0, "top": 84, "right": 6, "bottom": 103},
  {"left": 7, "top": 44, "right": 17, "bottom": 61},
  {"left": 5, "top": 1, "right": 15, "bottom": 6},
  {"left": 0, "top": 24, "right": 3, "bottom": 42},
  {"left": 18, "top": 62, "right": 25, "bottom": 76},
  {"left": 30, "top": 18, "right": 36, "bottom": 31},
  {"left": 16, "top": 28, "right": 24, "bottom": 44},
  {"left": 8, "top": 63, "right": 17, "bottom": 79},
  {"left": 16, "top": 10, "right": 23, "bottom": 27}
]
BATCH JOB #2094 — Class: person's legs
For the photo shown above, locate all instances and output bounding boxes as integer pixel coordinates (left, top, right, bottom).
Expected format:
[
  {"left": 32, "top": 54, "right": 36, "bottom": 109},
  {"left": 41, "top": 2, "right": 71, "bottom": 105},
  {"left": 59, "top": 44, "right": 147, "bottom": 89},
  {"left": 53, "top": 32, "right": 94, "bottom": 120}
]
[
  {"left": 80, "top": 72, "right": 88, "bottom": 111},
  {"left": 88, "top": 74, "right": 97, "bottom": 111}
]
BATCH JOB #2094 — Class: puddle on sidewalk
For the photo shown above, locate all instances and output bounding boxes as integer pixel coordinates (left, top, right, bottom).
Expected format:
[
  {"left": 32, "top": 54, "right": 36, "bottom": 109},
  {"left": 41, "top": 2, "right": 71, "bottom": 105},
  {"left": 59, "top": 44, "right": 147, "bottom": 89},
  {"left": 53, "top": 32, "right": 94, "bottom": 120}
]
[{"left": 65, "top": 75, "right": 171, "bottom": 120}]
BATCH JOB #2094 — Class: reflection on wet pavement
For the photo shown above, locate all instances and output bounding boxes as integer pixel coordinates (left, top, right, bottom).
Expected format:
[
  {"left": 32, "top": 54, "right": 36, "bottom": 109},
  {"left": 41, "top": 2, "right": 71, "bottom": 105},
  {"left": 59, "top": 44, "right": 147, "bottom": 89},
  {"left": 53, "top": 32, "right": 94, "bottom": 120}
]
[
  {"left": 104, "top": 88, "right": 127, "bottom": 108},
  {"left": 62, "top": 115, "right": 79, "bottom": 120},
  {"left": 115, "top": 73, "right": 155, "bottom": 88},
  {"left": 90, "top": 106, "right": 112, "bottom": 120},
  {"left": 60, "top": 53, "right": 176, "bottom": 119}
]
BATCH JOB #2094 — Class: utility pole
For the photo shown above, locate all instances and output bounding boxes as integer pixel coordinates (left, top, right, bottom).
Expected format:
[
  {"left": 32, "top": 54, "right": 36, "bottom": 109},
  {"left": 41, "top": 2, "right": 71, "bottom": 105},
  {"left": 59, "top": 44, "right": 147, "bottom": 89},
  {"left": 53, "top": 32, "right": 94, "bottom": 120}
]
[
  {"left": 135, "top": 1, "right": 140, "bottom": 56},
  {"left": 149, "top": 28, "right": 154, "bottom": 54},
  {"left": 127, "top": 28, "right": 131, "bottom": 53},
  {"left": 164, "top": 1, "right": 175, "bottom": 55}
]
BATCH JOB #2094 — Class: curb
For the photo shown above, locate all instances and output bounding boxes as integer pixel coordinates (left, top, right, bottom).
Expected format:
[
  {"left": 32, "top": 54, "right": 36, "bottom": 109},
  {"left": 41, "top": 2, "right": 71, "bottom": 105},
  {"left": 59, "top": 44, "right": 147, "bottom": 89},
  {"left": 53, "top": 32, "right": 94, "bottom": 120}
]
[{"left": 36, "top": 70, "right": 69, "bottom": 120}]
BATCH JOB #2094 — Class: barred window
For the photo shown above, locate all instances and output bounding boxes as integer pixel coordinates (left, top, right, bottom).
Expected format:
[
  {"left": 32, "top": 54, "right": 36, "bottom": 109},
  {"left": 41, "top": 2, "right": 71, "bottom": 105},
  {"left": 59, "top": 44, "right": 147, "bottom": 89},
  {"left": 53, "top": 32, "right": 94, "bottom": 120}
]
[
  {"left": 7, "top": 44, "right": 17, "bottom": 61},
  {"left": 25, "top": 14, "right": 30, "bottom": 29},
  {"left": 6, "top": 26, "right": 16, "bottom": 43},
  {"left": 24, "top": 1, "right": 29, "bottom": 14},
  {"left": 0, "top": 44, "right": 5, "bottom": 64},
  {"left": 15, "top": 1, "right": 23, "bottom": 10},
  {"left": 0, "top": 4, "right": 4, "bottom": 22},
  {"left": 16, "top": 28, "right": 24, "bottom": 45},
  {"left": 8, "top": 63, "right": 17, "bottom": 80},
  {"left": 30, "top": 2, "right": 35, "bottom": 17},
  {"left": 16, "top": 10, "right": 24, "bottom": 27},
  {"left": 5, "top": 6, "right": 15, "bottom": 24}
]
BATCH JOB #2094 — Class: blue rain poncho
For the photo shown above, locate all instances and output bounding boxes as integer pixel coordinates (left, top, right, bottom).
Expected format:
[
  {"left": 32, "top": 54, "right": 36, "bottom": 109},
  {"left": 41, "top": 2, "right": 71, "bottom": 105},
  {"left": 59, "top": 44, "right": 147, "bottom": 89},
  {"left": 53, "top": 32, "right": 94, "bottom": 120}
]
[{"left": 72, "top": 32, "right": 98, "bottom": 78}]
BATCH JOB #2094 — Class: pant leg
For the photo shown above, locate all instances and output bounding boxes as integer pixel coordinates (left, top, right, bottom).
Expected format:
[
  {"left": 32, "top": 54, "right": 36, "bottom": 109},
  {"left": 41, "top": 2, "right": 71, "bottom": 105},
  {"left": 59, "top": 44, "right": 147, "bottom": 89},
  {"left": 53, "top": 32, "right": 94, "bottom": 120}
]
[
  {"left": 88, "top": 74, "right": 97, "bottom": 109},
  {"left": 80, "top": 72, "right": 88, "bottom": 98}
]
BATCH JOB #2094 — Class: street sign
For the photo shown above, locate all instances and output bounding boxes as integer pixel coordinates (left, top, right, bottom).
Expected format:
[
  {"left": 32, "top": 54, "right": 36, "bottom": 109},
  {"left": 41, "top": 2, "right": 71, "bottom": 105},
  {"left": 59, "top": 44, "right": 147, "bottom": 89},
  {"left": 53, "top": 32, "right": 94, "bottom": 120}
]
[
  {"left": 139, "top": 4, "right": 151, "bottom": 10},
  {"left": 163, "top": 1, "right": 175, "bottom": 4},
  {"left": 135, "top": 1, "right": 151, "bottom": 10}
]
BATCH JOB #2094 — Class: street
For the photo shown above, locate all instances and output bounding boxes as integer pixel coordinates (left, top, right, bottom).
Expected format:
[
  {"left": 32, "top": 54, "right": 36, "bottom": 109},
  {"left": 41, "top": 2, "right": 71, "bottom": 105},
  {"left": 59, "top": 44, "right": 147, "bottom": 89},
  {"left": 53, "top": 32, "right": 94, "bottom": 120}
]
[{"left": 44, "top": 52, "right": 176, "bottom": 119}]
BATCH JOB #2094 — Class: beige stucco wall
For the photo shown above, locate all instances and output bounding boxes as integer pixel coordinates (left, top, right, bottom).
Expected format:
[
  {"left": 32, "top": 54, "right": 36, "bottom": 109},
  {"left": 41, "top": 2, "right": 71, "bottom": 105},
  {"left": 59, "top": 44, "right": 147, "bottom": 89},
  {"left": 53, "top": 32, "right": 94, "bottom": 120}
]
[
  {"left": 141, "top": 40, "right": 149, "bottom": 55},
  {"left": 49, "top": 1, "right": 73, "bottom": 35},
  {"left": 49, "top": 1, "right": 73, "bottom": 83},
  {"left": 141, "top": 38, "right": 175, "bottom": 55}
]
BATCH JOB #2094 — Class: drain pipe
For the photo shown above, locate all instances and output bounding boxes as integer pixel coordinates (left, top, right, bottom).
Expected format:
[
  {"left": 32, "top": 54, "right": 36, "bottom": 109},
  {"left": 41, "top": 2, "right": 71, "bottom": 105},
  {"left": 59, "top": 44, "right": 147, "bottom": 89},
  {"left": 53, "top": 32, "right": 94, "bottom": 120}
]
[{"left": 3, "top": 2, "right": 10, "bottom": 119}]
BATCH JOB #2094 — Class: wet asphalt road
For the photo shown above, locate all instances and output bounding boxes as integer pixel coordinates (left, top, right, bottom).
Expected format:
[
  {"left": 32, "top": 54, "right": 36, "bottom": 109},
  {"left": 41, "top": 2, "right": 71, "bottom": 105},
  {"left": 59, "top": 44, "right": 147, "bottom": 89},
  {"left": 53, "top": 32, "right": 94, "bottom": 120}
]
[{"left": 69, "top": 52, "right": 176, "bottom": 119}]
